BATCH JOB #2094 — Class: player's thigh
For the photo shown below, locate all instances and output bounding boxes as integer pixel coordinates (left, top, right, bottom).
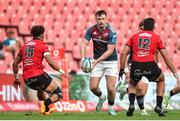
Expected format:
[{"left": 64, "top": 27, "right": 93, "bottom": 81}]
[
  {"left": 90, "top": 61, "right": 104, "bottom": 77},
  {"left": 37, "top": 90, "right": 47, "bottom": 100},
  {"left": 145, "top": 62, "right": 162, "bottom": 82},
  {"left": 128, "top": 79, "right": 137, "bottom": 94},
  {"left": 105, "top": 75, "right": 117, "bottom": 91},
  {"left": 90, "top": 77, "right": 101, "bottom": 89},
  {"left": 45, "top": 78, "right": 59, "bottom": 93},
  {"left": 90, "top": 62, "right": 104, "bottom": 89},
  {"left": 24, "top": 72, "right": 52, "bottom": 91},
  {"left": 136, "top": 81, "right": 148, "bottom": 96},
  {"left": 104, "top": 61, "right": 118, "bottom": 77},
  {"left": 137, "top": 78, "right": 148, "bottom": 90},
  {"left": 35, "top": 72, "right": 58, "bottom": 93}
]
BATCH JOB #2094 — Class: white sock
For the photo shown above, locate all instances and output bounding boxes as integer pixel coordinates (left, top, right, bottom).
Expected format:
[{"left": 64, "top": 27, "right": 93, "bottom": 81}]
[
  {"left": 108, "top": 105, "right": 113, "bottom": 110},
  {"left": 99, "top": 94, "right": 105, "bottom": 100}
]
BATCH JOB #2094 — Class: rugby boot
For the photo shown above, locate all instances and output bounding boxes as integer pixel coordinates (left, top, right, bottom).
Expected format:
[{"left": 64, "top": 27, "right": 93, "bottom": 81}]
[
  {"left": 96, "top": 95, "right": 106, "bottom": 112},
  {"left": 154, "top": 106, "right": 166, "bottom": 117},
  {"left": 127, "top": 105, "right": 135, "bottom": 116}
]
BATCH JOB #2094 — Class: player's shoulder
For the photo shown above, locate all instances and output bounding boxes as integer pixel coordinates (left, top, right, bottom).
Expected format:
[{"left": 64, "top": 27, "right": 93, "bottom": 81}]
[
  {"left": 107, "top": 24, "right": 116, "bottom": 34},
  {"left": 85, "top": 25, "right": 96, "bottom": 34},
  {"left": 87, "top": 25, "right": 97, "bottom": 30},
  {"left": 152, "top": 32, "right": 161, "bottom": 38}
]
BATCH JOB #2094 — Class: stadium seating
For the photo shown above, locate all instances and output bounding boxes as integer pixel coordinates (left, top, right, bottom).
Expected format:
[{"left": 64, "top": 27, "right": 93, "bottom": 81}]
[{"left": 0, "top": 0, "right": 179, "bottom": 73}]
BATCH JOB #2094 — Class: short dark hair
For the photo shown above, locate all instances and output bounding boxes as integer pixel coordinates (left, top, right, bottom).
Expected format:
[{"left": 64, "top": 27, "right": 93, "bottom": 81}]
[
  {"left": 31, "top": 25, "right": 45, "bottom": 37},
  {"left": 143, "top": 18, "right": 155, "bottom": 30},
  {"left": 139, "top": 20, "right": 144, "bottom": 28},
  {"left": 95, "top": 10, "right": 107, "bottom": 17}
]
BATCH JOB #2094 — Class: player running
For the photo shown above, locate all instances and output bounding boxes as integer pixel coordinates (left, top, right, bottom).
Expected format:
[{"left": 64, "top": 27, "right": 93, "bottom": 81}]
[
  {"left": 80, "top": 10, "right": 118, "bottom": 115},
  {"left": 12, "top": 25, "right": 72, "bottom": 115}
]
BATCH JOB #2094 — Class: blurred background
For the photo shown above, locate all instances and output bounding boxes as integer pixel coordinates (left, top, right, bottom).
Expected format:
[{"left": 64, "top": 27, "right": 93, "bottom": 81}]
[
  {"left": 0, "top": 0, "right": 179, "bottom": 112},
  {"left": 0, "top": 0, "right": 179, "bottom": 73}
]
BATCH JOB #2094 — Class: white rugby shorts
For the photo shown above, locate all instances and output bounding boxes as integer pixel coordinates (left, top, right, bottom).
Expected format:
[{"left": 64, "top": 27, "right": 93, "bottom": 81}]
[{"left": 90, "top": 60, "right": 118, "bottom": 77}]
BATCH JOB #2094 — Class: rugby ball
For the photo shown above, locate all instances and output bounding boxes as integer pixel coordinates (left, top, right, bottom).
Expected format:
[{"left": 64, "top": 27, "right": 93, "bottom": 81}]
[{"left": 81, "top": 57, "right": 92, "bottom": 73}]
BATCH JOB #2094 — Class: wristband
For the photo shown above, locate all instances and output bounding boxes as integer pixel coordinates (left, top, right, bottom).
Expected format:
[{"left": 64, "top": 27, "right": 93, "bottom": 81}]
[
  {"left": 59, "top": 69, "right": 65, "bottom": 74},
  {"left": 157, "top": 63, "right": 161, "bottom": 68},
  {"left": 124, "top": 67, "right": 129, "bottom": 73}
]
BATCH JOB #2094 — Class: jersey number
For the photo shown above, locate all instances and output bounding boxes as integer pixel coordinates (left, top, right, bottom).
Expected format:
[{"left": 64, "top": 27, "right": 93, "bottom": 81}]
[
  {"left": 138, "top": 38, "right": 151, "bottom": 50},
  {"left": 25, "top": 46, "right": 34, "bottom": 58}
]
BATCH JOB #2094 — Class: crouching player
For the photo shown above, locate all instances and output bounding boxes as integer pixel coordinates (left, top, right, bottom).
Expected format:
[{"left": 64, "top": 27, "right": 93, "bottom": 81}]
[{"left": 12, "top": 25, "right": 72, "bottom": 115}]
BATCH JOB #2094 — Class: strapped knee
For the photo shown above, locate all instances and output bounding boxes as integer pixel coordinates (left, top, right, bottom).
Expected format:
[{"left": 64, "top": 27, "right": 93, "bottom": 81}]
[{"left": 52, "top": 87, "right": 63, "bottom": 100}]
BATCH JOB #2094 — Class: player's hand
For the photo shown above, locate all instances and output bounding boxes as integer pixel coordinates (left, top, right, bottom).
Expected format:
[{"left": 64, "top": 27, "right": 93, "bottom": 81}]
[
  {"left": 12, "top": 79, "right": 22, "bottom": 89},
  {"left": 80, "top": 58, "right": 85, "bottom": 67},
  {"left": 118, "top": 68, "right": 125, "bottom": 81},
  {"left": 91, "top": 60, "right": 98, "bottom": 71}
]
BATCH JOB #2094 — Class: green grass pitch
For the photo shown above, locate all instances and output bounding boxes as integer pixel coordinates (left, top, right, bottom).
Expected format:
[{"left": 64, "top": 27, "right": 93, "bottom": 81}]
[{"left": 0, "top": 110, "right": 180, "bottom": 120}]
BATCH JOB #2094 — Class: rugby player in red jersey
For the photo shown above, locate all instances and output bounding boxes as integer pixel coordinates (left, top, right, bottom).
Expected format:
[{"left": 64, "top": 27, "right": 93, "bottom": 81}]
[
  {"left": 119, "top": 18, "right": 179, "bottom": 117},
  {"left": 117, "top": 20, "right": 161, "bottom": 116},
  {"left": 12, "top": 25, "right": 72, "bottom": 115}
]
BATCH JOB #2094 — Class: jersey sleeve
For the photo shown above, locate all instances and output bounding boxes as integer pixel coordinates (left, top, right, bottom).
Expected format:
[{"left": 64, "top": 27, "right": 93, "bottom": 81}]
[
  {"left": 157, "top": 36, "right": 165, "bottom": 50},
  {"left": 42, "top": 43, "right": 50, "bottom": 54},
  {"left": 84, "top": 26, "right": 93, "bottom": 41},
  {"left": 126, "top": 35, "right": 134, "bottom": 48},
  {"left": 108, "top": 32, "right": 117, "bottom": 44}
]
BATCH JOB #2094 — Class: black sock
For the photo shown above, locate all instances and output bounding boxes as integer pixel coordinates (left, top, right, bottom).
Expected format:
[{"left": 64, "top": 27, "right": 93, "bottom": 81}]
[
  {"left": 97, "top": 91, "right": 102, "bottom": 97},
  {"left": 170, "top": 90, "right": 175, "bottom": 97},
  {"left": 136, "top": 95, "right": 144, "bottom": 110},
  {"left": 108, "top": 101, "right": 114, "bottom": 106},
  {"left": 126, "top": 88, "right": 128, "bottom": 93},
  {"left": 44, "top": 98, "right": 52, "bottom": 111},
  {"left": 129, "top": 93, "right": 136, "bottom": 106},
  {"left": 156, "top": 96, "right": 163, "bottom": 109}
]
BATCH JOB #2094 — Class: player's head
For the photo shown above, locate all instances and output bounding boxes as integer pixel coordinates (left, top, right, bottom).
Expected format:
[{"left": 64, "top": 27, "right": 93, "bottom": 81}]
[
  {"left": 7, "top": 29, "right": 15, "bottom": 38},
  {"left": 143, "top": 18, "right": 155, "bottom": 31},
  {"left": 138, "top": 20, "right": 144, "bottom": 31},
  {"left": 31, "top": 25, "right": 45, "bottom": 40},
  {"left": 95, "top": 10, "right": 107, "bottom": 28}
]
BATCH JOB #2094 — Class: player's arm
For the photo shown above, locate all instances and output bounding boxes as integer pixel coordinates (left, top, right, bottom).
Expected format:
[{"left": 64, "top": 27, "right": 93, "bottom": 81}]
[
  {"left": 44, "top": 53, "right": 72, "bottom": 80},
  {"left": 120, "top": 45, "right": 131, "bottom": 69},
  {"left": 160, "top": 49, "right": 179, "bottom": 83},
  {"left": 119, "top": 45, "right": 131, "bottom": 78},
  {"left": 155, "top": 50, "right": 162, "bottom": 68},
  {"left": 80, "top": 39, "right": 89, "bottom": 59},
  {"left": 96, "top": 44, "right": 115, "bottom": 63},
  {"left": 12, "top": 55, "right": 22, "bottom": 89},
  {"left": 81, "top": 26, "right": 92, "bottom": 59},
  {"left": 94, "top": 30, "right": 117, "bottom": 64}
]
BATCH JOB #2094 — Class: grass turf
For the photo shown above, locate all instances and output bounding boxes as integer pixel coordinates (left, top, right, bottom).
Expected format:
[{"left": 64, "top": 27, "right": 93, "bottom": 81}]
[{"left": 0, "top": 110, "right": 180, "bottom": 120}]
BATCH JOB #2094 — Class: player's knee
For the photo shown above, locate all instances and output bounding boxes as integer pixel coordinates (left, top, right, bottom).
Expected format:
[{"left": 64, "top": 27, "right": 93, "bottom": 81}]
[{"left": 52, "top": 87, "right": 63, "bottom": 100}]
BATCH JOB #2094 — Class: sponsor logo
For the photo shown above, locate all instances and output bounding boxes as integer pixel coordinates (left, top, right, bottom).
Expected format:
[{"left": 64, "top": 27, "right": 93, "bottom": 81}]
[
  {"left": 54, "top": 100, "right": 87, "bottom": 112},
  {"left": 0, "top": 85, "right": 23, "bottom": 101},
  {"left": 139, "top": 33, "right": 152, "bottom": 37}
]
